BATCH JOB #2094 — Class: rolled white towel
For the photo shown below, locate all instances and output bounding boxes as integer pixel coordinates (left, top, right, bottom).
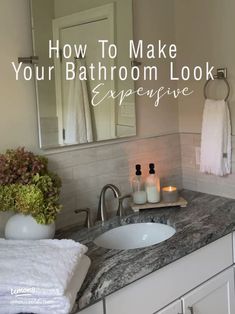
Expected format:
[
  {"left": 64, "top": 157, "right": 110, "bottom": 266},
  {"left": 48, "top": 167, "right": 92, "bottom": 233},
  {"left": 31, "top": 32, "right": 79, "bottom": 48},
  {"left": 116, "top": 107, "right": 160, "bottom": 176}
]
[{"left": 0, "top": 239, "right": 88, "bottom": 298}]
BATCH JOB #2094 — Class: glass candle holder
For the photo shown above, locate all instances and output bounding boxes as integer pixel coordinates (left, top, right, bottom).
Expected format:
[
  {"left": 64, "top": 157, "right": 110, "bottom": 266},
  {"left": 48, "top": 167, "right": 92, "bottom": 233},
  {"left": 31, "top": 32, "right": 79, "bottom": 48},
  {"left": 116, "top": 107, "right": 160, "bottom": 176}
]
[{"left": 162, "top": 186, "right": 178, "bottom": 203}]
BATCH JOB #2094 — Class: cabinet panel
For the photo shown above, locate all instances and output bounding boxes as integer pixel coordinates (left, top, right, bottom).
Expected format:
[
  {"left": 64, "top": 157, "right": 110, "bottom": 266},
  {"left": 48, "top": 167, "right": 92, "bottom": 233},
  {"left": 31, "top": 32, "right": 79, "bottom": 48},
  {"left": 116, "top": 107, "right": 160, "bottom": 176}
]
[
  {"left": 182, "top": 267, "right": 235, "bottom": 314},
  {"left": 233, "top": 232, "right": 235, "bottom": 263},
  {"left": 105, "top": 235, "right": 233, "bottom": 314},
  {"left": 155, "top": 300, "right": 182, "bottom": 314},
  {"left": 78, "top": 301, "right": 104, "bottom": 314}
]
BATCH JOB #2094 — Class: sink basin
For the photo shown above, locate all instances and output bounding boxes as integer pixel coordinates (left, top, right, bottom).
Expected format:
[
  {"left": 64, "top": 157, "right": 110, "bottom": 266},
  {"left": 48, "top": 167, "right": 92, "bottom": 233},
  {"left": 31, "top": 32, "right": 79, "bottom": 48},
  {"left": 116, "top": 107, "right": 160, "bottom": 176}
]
[{"left": 94, "top": 223, "right": 176, "bottom": 250}]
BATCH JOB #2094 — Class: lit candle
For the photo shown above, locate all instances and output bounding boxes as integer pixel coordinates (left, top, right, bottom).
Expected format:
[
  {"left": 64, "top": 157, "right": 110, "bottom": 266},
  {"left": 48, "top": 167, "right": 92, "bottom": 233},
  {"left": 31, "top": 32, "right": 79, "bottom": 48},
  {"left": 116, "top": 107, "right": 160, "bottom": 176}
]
[{"left": 162, "top": 186, "right": 178, "bottom": 203}]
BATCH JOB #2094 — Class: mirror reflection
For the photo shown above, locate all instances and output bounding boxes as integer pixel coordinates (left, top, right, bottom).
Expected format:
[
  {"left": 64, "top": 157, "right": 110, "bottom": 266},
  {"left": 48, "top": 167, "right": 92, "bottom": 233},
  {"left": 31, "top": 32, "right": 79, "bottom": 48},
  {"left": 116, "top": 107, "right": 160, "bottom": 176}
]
[{"left": 31, "top": 0, "right": 136, "bottom": 148}]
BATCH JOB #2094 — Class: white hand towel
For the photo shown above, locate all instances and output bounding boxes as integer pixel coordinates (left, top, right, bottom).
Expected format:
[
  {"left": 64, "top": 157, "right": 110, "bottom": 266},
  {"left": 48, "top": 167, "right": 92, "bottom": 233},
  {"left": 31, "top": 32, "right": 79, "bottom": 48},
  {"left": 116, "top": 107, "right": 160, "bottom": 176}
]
[
  {"left": 200, "top": 99, "right": 231, "bottom": 176},
  {"left": 0, "top": 239, "right": 87, "bottom": 297},
  {"left": 65, "top": 59, "right": 93, "bottom": 144},
  {"left": 0, "top": 255, "right": 91, "bottom": 314}
]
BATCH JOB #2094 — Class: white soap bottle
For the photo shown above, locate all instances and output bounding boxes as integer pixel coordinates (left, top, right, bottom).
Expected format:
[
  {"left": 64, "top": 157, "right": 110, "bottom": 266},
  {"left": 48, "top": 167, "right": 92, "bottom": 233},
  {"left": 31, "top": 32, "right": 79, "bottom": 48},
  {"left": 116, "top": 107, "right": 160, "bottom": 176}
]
[
  {"left": 132, "top": 164, "right": 147, "bottom": 205},
  {"left": 146, "top": 163, "right": 160, "bottom": 203}
]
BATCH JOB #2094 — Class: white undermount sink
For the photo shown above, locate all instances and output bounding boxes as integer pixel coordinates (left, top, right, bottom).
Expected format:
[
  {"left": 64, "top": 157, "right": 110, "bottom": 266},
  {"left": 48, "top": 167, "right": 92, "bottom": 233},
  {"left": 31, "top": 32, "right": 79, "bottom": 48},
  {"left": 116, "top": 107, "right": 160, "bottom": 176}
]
[{"left": 94, "top": 223, "right": 176, "bottom": 250}]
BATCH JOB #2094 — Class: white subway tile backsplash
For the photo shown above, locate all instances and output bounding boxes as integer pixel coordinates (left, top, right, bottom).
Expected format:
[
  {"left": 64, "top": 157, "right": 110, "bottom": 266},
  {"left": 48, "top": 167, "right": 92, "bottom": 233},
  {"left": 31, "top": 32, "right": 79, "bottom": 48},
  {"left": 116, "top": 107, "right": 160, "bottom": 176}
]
[
  {"left": 193, "top": 134, "right": 201, "bottom": 146},
  {"left": 180, "top": 133, "right": 235, "bottom": 200},
  {"left": 180, "top": 133, "right": 194, "bottom": 146},
  {"left": 50, "top": 131, "right": 235, "bottom": 229},
  {"left": 95, "top": 145, "right": 113, "bottom": 161},
  {"left": 56, "top": 168, "right": 74, "bottom": 184},
  {"left": 182, "top": 178, "right": 197, "bottom": 191},
  {"left": 48, "top": 151, "right": 76, "bottom": 170},
  {"left": 48, "top": 134, "right": 182, "bottom": 228}
]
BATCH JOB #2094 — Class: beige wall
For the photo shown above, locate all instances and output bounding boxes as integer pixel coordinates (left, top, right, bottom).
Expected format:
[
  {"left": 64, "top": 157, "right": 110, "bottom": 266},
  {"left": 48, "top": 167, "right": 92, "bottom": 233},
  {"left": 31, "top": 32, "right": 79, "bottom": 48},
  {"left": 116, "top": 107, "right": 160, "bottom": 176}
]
[
  {"left": 0, "top": 0, "right": 39, "bottom": 153},
  {"left": 175, "top": 0, "right": 235, "bottom": 134}
]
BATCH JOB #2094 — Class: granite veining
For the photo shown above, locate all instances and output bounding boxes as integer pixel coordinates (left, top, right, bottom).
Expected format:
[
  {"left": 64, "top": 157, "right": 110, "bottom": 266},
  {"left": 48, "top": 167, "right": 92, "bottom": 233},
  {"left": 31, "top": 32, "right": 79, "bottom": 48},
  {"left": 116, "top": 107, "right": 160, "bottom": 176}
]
[{"left": 56, "top": 190, "right": 235, "bottom": 312}]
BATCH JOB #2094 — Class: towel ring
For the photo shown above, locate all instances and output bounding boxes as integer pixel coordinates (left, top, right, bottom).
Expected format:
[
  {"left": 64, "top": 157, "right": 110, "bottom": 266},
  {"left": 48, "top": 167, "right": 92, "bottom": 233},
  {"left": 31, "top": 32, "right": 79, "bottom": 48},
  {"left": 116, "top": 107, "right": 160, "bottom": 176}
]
[{"left": 204, "top": 69, "right": 230, "bottom": 101}]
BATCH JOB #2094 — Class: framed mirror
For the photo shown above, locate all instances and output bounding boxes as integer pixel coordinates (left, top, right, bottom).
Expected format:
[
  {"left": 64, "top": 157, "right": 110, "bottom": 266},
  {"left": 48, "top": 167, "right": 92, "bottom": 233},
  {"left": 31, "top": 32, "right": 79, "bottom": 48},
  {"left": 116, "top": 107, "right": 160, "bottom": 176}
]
[{"left": 30, "top": 0, "right": 136, "bottom": 149}]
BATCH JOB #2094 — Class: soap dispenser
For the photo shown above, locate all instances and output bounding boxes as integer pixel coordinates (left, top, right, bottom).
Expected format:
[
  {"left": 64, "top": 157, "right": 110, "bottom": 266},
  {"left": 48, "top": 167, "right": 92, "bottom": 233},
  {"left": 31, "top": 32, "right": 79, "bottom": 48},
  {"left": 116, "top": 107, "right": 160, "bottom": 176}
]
[
  {"left": 146, "top": 163, "right": 160, "bottom": 203},
  {"left": 132, "top": 164, "right": 147, "bottom": 205}
]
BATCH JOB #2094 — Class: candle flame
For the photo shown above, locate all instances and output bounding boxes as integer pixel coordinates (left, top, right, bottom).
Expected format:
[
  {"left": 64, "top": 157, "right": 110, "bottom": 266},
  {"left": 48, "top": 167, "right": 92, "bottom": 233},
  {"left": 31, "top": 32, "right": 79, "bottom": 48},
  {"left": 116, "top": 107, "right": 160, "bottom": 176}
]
[{"left": 162, "top": 186, "right": 177, "bottom": 192}]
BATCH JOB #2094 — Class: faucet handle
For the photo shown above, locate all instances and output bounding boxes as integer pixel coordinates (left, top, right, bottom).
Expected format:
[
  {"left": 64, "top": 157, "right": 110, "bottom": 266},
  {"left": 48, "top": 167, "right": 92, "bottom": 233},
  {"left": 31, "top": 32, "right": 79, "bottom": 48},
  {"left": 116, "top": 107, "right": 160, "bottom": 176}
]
[
  {"left": 74, "top": 208, "right": 94, "bottom": 228},
  {"left": 117, "top": 194, "right": 132, "bottom": 218}
]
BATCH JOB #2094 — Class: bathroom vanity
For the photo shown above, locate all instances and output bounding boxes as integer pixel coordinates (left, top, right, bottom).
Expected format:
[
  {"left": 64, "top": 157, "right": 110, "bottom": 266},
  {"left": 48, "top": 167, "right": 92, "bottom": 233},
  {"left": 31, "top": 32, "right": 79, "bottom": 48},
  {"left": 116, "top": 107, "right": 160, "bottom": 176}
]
[
  {"left": 104, "top": 235, "right": 234, "bottom": 314},
  {"left": 57, "top": 190, "right": 235, "bottom": 314},
  {"left": 79, "top": 234, "right": 235, "bottom": 314}
]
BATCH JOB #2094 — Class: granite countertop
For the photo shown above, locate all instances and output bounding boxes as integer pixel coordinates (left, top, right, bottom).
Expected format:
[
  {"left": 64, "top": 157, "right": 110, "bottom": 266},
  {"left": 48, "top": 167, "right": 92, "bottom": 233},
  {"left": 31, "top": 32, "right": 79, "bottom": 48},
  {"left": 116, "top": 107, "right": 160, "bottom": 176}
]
[{"left": 56, "top": 189, "right": 235, "bottom": 312}]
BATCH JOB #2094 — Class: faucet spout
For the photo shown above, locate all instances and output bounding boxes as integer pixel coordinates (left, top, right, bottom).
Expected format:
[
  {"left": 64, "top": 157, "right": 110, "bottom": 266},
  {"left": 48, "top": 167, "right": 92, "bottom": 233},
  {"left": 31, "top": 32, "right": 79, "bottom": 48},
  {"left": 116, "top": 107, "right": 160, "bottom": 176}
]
[{"left": 97, "top": 184, "right": 121, "bottom": 223}]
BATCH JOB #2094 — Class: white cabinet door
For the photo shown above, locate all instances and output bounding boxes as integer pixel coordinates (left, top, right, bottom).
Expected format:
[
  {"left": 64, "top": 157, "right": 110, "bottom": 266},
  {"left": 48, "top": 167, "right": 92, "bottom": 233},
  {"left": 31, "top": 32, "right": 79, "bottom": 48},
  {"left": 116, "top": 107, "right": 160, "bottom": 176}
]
[
  {"left": 78, "top": 301, "right": 104, "bottom": 314},
  {"left": 155, "top": 300, "right": 182, "bottom": 314},
  {"left": 182, "top": 267, "right": 235, "bottom": 314}
]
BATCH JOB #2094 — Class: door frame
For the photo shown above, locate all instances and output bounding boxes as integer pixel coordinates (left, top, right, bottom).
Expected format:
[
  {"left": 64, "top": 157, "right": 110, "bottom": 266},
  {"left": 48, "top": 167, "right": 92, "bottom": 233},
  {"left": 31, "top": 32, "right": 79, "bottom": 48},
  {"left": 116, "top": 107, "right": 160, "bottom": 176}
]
[{"left": 52, "top": 4, "right": 116, "bottom": 144}]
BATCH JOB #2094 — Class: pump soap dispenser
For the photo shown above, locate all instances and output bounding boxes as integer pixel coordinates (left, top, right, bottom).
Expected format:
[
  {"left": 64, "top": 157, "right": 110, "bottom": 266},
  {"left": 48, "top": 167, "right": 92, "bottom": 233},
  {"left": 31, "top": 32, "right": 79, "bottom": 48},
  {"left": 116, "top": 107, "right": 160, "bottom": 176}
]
[
  {"left": 146, "top": 163, "right": 160, "bottom": 203},
  {"left": 132, "top": 164, "right": 147, "bottom": 205}
]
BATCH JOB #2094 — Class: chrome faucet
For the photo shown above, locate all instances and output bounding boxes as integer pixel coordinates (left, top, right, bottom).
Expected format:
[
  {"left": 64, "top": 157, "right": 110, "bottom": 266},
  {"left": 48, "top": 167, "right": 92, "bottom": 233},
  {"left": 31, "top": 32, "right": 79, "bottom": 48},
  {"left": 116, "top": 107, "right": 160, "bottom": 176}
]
[{"left": 97, "top": 184, "right": 121, "bottom": 222}]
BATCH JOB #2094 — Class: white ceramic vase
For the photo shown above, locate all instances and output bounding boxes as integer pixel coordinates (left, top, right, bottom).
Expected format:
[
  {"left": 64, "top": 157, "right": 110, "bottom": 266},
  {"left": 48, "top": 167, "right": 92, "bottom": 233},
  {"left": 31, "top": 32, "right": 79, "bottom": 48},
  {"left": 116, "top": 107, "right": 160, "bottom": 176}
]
[
  {"left": 0, "top": 211, "right": 14, "bottom": 237},
  {"left": 5, "top": 214, "right": 55, "bottom": 240}
]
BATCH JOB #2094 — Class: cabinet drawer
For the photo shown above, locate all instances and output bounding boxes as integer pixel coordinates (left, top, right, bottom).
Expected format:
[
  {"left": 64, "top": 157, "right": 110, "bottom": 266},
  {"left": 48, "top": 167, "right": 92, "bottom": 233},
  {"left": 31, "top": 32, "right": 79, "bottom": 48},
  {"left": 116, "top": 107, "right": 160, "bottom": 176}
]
[{"left": 105, "top": 234, "right": 233, "bottom": 314}]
